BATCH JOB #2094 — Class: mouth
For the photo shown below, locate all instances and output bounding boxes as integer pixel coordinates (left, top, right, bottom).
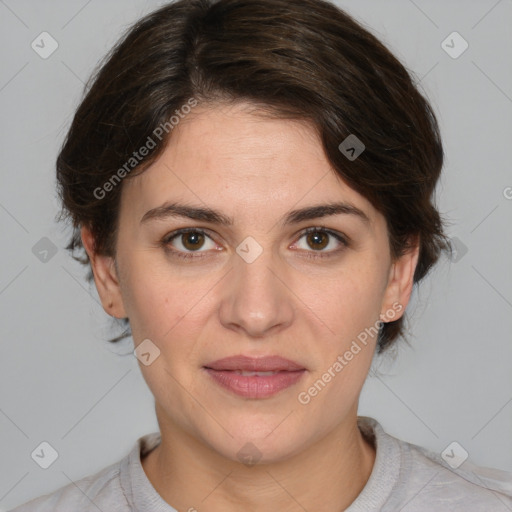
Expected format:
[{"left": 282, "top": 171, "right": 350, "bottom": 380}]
[{"left": 203, "top": 355, "right": 306, "bottom": 399}]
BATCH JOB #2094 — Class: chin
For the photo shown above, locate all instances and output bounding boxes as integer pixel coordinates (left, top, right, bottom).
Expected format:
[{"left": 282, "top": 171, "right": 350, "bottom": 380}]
[{"left": 201, "top": 415, "right": 309, "bottom": 466}]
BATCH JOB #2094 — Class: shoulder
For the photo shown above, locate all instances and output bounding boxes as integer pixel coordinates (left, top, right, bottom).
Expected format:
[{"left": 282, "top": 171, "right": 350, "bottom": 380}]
[
  {"left": 388, "top": 429, "right": 512, "bottom": 510},
  {"left": 9, "top": 461, "right": 127, "bottom": 512},
  {"left": 355, "top": 417, "right": 512, "bottom": 512},
  {"left": 8, "top": 432, "right": 162, "bottom": 512}
]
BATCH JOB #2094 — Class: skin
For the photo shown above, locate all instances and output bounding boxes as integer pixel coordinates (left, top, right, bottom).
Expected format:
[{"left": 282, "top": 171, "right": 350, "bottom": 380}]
[{"left": 82, "top": 101, "right": 419, "bottom": 512}]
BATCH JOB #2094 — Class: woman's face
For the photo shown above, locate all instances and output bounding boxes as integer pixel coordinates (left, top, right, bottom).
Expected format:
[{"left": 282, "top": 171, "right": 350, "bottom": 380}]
[{"left": 86, "top": 101, "right": 416, "bottom": 464}]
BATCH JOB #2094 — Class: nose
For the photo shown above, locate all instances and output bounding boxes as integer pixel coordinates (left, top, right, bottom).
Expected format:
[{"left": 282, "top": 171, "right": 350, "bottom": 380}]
[{"left": 218, "top": 242, "right": 295, "bottom": 338}]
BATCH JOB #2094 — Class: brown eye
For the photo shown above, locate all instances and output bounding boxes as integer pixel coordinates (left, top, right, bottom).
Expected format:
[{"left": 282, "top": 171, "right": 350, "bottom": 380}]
[
  {"left": 163, "top": 229, "right": 218, "bottom": 259},
  {"left": 293, "top": 227, "right": 348, "bottom": 258},
  {"left": 306, "top": 231, "right": 329, "bottom": 251},
  {"left": 181, "top": 231, "right": 205, "bottom": 251}
]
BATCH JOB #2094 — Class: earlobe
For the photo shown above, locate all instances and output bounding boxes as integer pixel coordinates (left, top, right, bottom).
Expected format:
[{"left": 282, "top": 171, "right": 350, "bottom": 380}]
[
  {"left": 81, "top": 226, "right": 127, "bottom": 319},
  {"left": 380, "top": 241, "right": 420, "bottom": 322}
]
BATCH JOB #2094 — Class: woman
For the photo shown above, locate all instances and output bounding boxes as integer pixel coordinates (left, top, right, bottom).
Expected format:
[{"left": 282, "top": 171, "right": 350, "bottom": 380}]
[{"left": 11, "top": 0, "right": 512, "bottom": 510}]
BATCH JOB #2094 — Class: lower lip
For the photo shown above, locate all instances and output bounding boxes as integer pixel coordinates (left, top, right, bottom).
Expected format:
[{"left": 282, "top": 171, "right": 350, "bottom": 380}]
[{"left": 204, "top": 369, "right": 306, "bottom": 398}]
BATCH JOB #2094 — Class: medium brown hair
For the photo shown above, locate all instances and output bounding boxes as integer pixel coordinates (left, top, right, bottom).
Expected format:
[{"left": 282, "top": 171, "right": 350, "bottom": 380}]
[{"left": 56, "top": 0, "right": 449, "bottom": 352}]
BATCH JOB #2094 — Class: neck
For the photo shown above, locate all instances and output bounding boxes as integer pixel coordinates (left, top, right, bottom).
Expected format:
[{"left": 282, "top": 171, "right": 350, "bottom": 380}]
[{"left": 142, "top": 409, "right": 376, "bottom": 512}]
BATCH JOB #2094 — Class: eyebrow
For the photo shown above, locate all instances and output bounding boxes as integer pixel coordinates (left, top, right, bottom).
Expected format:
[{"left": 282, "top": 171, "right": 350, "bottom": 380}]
[{"left": 140, "top": 201, "right": 370, "bottom": 226}]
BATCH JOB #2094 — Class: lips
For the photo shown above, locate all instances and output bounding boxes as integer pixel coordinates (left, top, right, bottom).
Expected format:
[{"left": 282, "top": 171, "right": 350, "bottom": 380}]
[
  {"left": 204, "top": 355, "right": 305, "bottom": 372},
  {"left": 203, "top": 355, "right": 306, "bottom": 399}
]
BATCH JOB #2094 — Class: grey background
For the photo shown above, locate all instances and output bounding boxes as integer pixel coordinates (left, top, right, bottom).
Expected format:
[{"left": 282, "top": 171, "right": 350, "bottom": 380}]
[{"left": 1, "top": 0, "right": 511, "bottom": 509}]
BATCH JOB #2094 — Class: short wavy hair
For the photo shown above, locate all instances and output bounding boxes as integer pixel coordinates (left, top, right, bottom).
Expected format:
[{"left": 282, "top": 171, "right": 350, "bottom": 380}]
[{"left": 56, "top": 0, "right": 449, "bottom": 353}]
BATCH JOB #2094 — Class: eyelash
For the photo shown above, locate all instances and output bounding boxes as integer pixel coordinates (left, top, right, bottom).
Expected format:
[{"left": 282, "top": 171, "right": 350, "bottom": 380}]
[{"left": 161, "top": 227, "right": 349, "bottom": 261}]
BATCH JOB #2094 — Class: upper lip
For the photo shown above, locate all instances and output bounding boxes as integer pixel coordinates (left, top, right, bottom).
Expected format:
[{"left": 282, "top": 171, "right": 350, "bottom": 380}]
[{"left": 204, "top": 355, "right": 305, "bottom": 372}]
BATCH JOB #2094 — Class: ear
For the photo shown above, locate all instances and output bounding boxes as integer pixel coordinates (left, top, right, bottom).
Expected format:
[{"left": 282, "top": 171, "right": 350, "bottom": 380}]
[
  {"left": 380, "top": 239, "right": 420, "bottom": 322},
  {"left": 81, "top": 226, "right": 127, "bottom": 319}
]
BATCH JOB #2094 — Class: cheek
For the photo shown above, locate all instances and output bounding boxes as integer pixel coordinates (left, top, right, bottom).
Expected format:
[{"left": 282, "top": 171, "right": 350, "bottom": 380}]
[
  {"left": 121, "top": 259, "right": 210, "bottom": 414},
  {"left": 309, "top": 266, "right": 387, "bottom": 346},
  {"left": 119, "top": 250, "right": 224, "bottom": 361},
  {"left": 121, "top": 275, "right": 170, "bottom": 341},
  {"left": 118, "top": 252, "right": 197, "bottom": 342},
  {"left": 295, "top": 274, "right": 383, "bottom": 425}
]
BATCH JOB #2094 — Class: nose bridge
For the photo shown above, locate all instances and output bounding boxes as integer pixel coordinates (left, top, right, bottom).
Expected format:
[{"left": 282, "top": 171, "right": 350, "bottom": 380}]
[{"left": 218, "top": 236, "right": 294, "bottom": 336}]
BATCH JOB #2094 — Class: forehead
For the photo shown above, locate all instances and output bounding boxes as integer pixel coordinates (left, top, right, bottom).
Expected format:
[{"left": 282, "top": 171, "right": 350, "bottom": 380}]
[{"left": 120, "top": 102, "right": 379, "bottom": 227}]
